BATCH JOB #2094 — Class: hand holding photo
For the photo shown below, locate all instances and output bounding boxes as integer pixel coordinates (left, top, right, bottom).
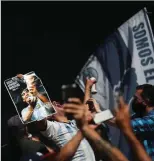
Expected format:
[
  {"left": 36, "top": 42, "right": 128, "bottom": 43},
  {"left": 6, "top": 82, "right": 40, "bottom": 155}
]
[{"left": 4, "top": 71, "right": 56, "bottom": 124}]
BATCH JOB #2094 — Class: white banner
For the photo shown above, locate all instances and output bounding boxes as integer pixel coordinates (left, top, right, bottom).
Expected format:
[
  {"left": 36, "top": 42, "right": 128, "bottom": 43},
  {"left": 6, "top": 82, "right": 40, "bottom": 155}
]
[{"left": 75, "top": 8, "right": 154, "bottom": 111}]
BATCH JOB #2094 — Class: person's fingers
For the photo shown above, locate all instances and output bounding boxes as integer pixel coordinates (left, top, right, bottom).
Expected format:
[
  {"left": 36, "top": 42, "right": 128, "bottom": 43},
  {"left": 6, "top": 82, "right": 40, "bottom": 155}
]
[
  {"left": 68, "top": 98, "right": 82, "bottom": 104},
  {"left": 119, "top": 96, "right": 126, "bottom": 108},
  {"left": 88, "top": 98, "right": 95, "bottom": 102},
  {"left": 124, "top": 105, "right": 130, "bottom": 113},
  {"left": 74, "top": 112, "right": 84, "bottom": 118},
  {"left": 87, "top": 98, "right": 98, "bottom": 108},
  {"left": 64, "top": 108, "right": 80, "bottom": 115},
  {"left": 64, "top": 103, "right": 80, "bottom": 108}
]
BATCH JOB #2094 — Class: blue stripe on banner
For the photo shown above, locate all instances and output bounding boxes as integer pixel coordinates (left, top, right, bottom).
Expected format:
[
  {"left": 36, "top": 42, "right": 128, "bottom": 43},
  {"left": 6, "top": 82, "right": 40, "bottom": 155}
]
[
  {"left": 94, "top": 31, "right": 135, "bottom": 160},
  {"left": 143, "top": 9, "right": 154, "bottom": 51},
  {"left": 95, "top": 30, "right": 132, "bottom": 92}
]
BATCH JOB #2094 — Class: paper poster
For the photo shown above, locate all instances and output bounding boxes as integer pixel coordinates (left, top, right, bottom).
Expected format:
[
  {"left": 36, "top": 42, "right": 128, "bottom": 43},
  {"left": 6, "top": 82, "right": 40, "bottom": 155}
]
[{"left": 4, "top": 71, "right": 56, "bottom": 124}]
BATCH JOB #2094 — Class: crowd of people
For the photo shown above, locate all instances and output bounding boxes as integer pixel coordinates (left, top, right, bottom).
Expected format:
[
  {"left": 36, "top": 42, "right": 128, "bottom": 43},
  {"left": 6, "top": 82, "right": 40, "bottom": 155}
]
[{"left": 7, "top": 77, "right": 154, "bottom": 161}]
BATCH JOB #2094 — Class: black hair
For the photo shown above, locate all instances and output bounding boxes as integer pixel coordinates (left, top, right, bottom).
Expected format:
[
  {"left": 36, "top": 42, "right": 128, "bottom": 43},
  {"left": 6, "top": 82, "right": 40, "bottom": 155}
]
[
  {"left": 21, "top": 88, "right": 28, "bottom": 95},
  {"left": 136, "top": 84, "right": 153, "bottom": 90},
  {"left": 27, "top": 122, "right": 41, "bottom": 138},
  {"left": 141, "top": 85, "right": 154, "bottom": 107},
  {"left": 136, "top": 84, "right": 154, "bottom": 107},
  {"left": 8, "top": 115, "right": 27, "bottom": 145}
]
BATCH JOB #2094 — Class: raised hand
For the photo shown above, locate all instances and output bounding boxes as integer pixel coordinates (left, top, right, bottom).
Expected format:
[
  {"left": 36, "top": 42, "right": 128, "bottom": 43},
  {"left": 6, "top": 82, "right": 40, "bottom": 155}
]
[
  {"left": 115, "top": 96, "right": 132, "bottom": 132},
  {"left": 86, "top": 98, "right": 101, "bottom": 113},
  {"left": 63, "top": 98, "right": 93, "bottom": 129},
  {"left": 85, "top": 78, "right": 96, "bottom": 90}
]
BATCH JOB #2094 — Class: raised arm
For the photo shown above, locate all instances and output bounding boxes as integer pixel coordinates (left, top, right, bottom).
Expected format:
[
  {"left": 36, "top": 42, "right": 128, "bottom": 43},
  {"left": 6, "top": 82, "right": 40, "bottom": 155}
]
[
  {"left": 21, "top": 106, "right": 34, "bottom": 122},
  {"left": 36, "top": 93, "right": 49, "bottom": 103},
  {"left": 63, "top": 98, "right": 129, "bottom": 161},
  {"left": 53, "top": 131, "right": 83, "bottom": 161},
  {"left": 83, "top": 78, "right": 95, "bottom": 104},
  {"left": 21, "top": 95, "right": 37, "bottom": 122},
  {"left": 115, "top": 97, "right": 152, "bottom": 161},
  {"left": 81, "top": 125, "right": 129, "bottom": 161},
  {"left": 28, "top": 85, "right": 49, "bottom": 103}
]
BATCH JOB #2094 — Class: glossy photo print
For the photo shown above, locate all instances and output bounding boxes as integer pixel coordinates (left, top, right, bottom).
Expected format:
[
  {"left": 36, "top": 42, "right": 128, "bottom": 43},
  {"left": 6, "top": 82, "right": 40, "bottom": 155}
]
[{"left": 4, "top": 71, "right": 56, "bottom": 124}]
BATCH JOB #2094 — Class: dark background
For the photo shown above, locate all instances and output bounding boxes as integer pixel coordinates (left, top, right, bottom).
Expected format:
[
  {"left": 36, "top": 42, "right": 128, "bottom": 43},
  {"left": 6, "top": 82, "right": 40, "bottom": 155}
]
[{"left": 2, "top": 1, "right": 154, "bottom": 157}]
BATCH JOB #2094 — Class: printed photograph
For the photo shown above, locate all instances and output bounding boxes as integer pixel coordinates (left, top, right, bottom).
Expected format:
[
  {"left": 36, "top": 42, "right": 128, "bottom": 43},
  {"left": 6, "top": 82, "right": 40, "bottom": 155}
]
[{"left": 4, "top": 71, "right": 56, "bottom": 124}]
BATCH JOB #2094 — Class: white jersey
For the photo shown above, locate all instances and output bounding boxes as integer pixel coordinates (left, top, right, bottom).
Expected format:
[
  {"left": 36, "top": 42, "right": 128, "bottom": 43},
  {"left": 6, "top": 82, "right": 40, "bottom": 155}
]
[{"left": 41, "top": 120, "right": 96, "bottom": 161}]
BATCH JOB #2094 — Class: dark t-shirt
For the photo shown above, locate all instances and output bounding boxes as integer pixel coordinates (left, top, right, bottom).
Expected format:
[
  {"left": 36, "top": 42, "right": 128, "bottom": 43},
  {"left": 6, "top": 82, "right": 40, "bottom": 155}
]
[
  {"left": 20, "top": 152, "right": 47, "bottom": 161},
  {"left": 18, "top": 138, "right": 48, "bottom": 155}
]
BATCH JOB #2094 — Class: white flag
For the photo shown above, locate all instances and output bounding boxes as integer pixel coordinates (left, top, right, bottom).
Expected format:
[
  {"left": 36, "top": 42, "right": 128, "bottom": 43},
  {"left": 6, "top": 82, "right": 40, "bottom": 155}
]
[{"left": 76, "top": 8, "right": 154, "bottom": 111}]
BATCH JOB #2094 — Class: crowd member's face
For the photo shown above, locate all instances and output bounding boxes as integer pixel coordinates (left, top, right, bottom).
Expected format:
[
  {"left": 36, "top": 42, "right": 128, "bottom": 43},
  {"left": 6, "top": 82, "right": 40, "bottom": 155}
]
[
  {"left": 132, "top": 89, "right": 146, "bottom": 117},
  {"left": 21, "top": 90, "right": 30, "bottom": 103},
  {"left": 51, "top": 101, "right": 94, "bottom": 122}
]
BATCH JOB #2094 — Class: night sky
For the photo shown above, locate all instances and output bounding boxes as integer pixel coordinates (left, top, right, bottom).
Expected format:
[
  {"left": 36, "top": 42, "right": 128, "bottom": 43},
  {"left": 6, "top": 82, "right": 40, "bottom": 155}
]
[{"left": 2, "top": 1, "right": 154, "bottom": 146}]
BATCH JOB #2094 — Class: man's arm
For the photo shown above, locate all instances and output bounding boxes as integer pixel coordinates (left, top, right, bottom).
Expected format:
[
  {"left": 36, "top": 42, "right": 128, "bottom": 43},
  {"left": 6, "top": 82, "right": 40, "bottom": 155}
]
[
  {"left": 84, "top": 79, "right": 101, "bottom": 113},
  {"left": 42, "top": 131, "right": 83, "bottom": 161},
  {"left": 36, "top": 93, "right": 49, "bottom": 103},
  {"left": 53, "top": 131, "right": 83, "bottom": 161},
  {"left": 63, "top": 98, "right": 129, "bottom": 161},
  {"left": 83, "top": 79, "right": 95, "bottom": 104},
  {"left": 115, "top": 97, "right": 152, "bottom": 161},
  {"left": 21, "top": 106, "right": 34, "bottom": 122},
  {"left": 123, "top": 129, "right": 152, "bottom": 161},
  {"left": 81, "top": 125, "right": 129, "bottom": 161}
]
